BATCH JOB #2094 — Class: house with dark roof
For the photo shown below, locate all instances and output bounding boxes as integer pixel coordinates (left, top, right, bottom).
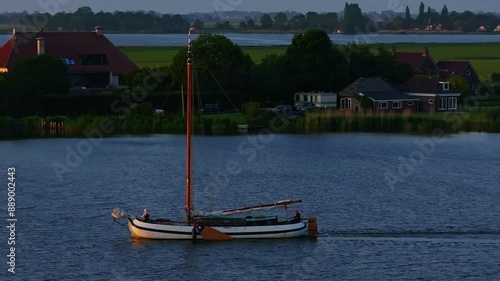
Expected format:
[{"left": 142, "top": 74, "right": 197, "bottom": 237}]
[
  {"left": 338, "top": 77, "right": 419, "bottom": 113},
  {"left": 399, "top": 75, "right": 461, "bottom": 113},
  {"left": 0, "top": 27, "right": 137, "bottom": 88},
  {"left": 437, "top": 61, "right": 482, "bottom": 92},
  {"left": 391, "top": 47, "right": 439, "bottom": 75}
]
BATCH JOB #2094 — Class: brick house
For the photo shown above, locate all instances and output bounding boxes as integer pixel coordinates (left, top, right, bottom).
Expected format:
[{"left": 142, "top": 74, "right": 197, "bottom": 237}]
[
  {"left": 338, "top": 77, "right": 419, "bottom": 113},
  {"left": 399, "top": 75, "right": 461, "bottom": 113},
  {"left": 436, "top": 61, "right": 483, "bottom": 92},
  {"left": 0, "top": 27, "right": 137, "bottom": 88}
]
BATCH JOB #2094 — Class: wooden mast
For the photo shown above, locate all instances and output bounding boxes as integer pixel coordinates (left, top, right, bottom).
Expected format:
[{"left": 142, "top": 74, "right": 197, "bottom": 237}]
[{"left": 186, "top": 28, "right": 193, "bottom": 223}]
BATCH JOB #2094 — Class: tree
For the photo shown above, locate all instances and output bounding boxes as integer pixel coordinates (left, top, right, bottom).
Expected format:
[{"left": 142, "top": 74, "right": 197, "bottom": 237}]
[
  {"left": 416, "top": 2, "right": 426, "bottom": 27},
  {"left": 283, "top": 29, "right": 349, "bottom": 93},
  {"left": 440, "top": 5, "right": 450, "bottom": 29},
  {"left": 170, "top": 34, "right": 254, "bottom": 91},
  {"left": 274, "top": 12, "right": 288, "bottom": 30},
  {"left": 341, "top": 3, "right": 370, "bottom": 34},
  {"left": 6, "top": 54, "right": 71, "bottom": 115},
  {"left": 290, "top": 14, "right": 307, "bottom": 30},
  {"left": 306, "top": 12, "right": 320, "bottom": 29},
  {"left": 246, "top": 19, "right": 256, "bottom": 29},
  {"left": 193, "top": 19, "right": 204, "bottom": 30},
  {"left": 449, "top": 75, "right": 470, "bottom": 95},
  {"left": 238, "top": 21, "right": 247, "bottom": 29},
  {"left": 260, "top": 14, "right": 273, "bottom": 29},
  {"left": 403, "top": 6, "right": 412, "bottom": 29}
]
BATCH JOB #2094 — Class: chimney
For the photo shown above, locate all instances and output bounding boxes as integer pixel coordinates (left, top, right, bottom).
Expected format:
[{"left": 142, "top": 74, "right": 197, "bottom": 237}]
[
  {"left": 423, "top": 47, "right": 429, "bottom": 55},
  {"left": 12, "top": 28, "right": 16, "bottom": 39},
  {"left": 36, "top": 37, "right": 45, "bottom": 55},
  {"left": 94, "top": 26, "right": 103, "bottom": 36}
]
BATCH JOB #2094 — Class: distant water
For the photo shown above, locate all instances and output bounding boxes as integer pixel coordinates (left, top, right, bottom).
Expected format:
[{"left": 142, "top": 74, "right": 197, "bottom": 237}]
[
  {"left": 0, "top": 133, "right": 499, "bottom": 280},
  {"left": 1, "top": 33, "right": 500, "bottom": 46}
]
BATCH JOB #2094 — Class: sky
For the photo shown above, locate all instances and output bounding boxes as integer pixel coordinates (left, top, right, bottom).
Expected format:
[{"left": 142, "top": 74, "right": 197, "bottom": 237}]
[{"left": 1, "top": 0, "right": 499, "bottom": 14}]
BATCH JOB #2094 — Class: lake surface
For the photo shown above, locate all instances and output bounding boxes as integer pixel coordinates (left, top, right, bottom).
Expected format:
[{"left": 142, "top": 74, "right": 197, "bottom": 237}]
[
  {"left": 1, "top": 33, "right": 500, "bottom": 46},
  {"left": 0, "top": 133, "right": 499, "bottom": 280}
]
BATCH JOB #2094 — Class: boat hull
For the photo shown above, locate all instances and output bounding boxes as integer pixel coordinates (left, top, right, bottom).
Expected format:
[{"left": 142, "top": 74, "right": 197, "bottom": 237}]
[{"left": 127, "top": 218, "right": 309, "bottom": 240}]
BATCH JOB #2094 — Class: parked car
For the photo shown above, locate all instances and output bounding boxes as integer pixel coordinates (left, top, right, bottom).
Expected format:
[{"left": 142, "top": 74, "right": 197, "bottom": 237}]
[
  {"left": 295, "top": 102, "right": 316, "bottom": 111},
  {"left": 200, "top": 103, "right": 221, "bottom": 113},
  {"left": 273, "top": 104, "right": 293, "bottom": 113}
]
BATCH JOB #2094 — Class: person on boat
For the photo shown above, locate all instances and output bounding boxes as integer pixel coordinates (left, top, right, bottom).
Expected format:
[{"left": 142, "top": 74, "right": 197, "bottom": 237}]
[
  {"left": 142, "top": 209, "right": 150, "bottom": 222},
  {"left": 292, "top": 210, "right": 301, "bottom": 222}
]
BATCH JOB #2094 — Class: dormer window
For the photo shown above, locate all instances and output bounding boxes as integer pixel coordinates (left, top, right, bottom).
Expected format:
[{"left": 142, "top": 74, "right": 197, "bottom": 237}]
[{"left": 442, "top": 82, "right": 450, "bottom": 91}]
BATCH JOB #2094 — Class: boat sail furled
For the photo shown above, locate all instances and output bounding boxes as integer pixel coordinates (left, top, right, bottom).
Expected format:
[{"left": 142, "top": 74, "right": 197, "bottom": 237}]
[{"left": 112, "top": 29, "right": 317, "bottom": 240}]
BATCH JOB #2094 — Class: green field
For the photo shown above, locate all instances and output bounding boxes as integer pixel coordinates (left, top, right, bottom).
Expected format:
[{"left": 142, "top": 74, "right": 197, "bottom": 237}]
[
  {"left": 119, "top": 46, "right": 288, "bottom": 67},
  {"left": 120, "top": 43, "right": 500, "bottom": 79}
]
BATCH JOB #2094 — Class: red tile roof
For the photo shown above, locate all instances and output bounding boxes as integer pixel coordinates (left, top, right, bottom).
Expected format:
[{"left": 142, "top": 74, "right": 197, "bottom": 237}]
[
  {"left": 436, "top": 61, "right": 471, "bottom": 79},
  {"left": 392, "top": 52, "right": 428, "bottom": 70},
  {"left": 0, "top": 31, "right": 137, "bottom": 74}
]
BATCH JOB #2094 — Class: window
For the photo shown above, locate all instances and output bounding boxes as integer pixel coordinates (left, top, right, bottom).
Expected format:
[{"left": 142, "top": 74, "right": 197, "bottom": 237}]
[
  {"left": 378, "top": 102, "right": 388, "bottom": 109},
  {"left": 341, "top": 98, "right": 352, "bottom": 110},
  {"left": 392, "top": 101, "right": 402, "bottom": 109},
  {"left": 347, "top": 98, "right": 352, "bottom": 110},
  {"left": 443, "top": 82, "right": 450, "bottom": 91},
  {"left": 61, "top": 57, "right": 75, "bottom": 65},
  {"left": 428, "top": 99, "right": 434, "bottom": 105},
  {"left": 448, "top": 97, "right": 457, "bottom": 110},
  {"left": 407, "top": 101, "right": 414, "bottom": 106},
  {"left": 466, "top": 71, "right": 471, "bottom": 76},
  {"left": 340, "top": 98, "right": 346, "bottom": 110},
  {"left": 438, "top": 98, "right": 447, "bottom": 110},
  {"left": 80, "top": 54, "right": 108, "bottom": 65}
]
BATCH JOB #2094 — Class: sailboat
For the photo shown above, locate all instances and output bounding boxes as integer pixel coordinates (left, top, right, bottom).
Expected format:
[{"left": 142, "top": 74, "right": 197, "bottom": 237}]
[{"left": 112, "top": 29, "right": 317, "bottom": 240}]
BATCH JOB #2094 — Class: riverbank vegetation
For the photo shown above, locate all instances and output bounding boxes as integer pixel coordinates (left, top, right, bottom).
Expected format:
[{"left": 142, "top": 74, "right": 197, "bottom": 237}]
[{"left": 1, "top": 106, "right": 499, "bottom": 139}]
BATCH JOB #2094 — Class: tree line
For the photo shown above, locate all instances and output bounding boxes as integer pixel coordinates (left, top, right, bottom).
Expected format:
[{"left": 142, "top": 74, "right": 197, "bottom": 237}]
[
  {"left": 0, "top": 29, "right": 414, "bottom": 117},
  {"left": 1, "top": 2, "right": 498, "bottom": 34}
]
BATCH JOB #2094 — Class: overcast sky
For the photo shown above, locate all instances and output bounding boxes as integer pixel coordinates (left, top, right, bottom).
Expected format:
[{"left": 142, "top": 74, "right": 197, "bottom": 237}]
[{"left": 2, "top": 0, "right": 499, "bottom": 14}]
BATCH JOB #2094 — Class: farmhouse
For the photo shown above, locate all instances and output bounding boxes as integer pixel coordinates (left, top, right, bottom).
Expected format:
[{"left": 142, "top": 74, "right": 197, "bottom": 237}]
[
  {"left": 437, "top": 60, "right": 482, "bottom": 92},
  {"left": 0, "top": 27, "right": 137, "bottom": 88},
  {"left": 338, "top": 77, "right": 419, "bottom": 113},
  {"left": 399, "top": 75, "right": 461, "bottom": 113}
]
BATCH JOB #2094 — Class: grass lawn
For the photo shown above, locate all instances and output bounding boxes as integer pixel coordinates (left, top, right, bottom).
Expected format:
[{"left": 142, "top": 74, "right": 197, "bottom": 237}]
[{"left": 120, "top": 46, "right": 288, "bottom": 67}]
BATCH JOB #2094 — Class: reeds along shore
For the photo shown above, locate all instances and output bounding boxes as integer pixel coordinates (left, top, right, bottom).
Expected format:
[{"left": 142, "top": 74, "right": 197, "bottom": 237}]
[{"left": 1, "top": 108, "right": 500, "bottom": 139}]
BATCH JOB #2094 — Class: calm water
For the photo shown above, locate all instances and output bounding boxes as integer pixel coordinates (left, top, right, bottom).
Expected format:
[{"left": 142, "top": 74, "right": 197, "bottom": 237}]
[
  {"left": 1, "top": 33, "right": 500, "bottom": 46},
  {"left": 0, "top": 133, "right": 499, "bottom": 280}
]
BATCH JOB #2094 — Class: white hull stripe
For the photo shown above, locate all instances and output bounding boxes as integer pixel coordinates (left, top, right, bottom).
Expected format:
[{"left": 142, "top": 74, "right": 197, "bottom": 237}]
[{"left": 128, "top": 218, "right": 307, "bottom": 236}]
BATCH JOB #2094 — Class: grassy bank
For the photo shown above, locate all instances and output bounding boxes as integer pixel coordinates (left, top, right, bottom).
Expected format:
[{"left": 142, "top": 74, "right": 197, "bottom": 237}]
[
  {"left": 120, "top": 43, "right": 500, "bottom": 79},
  {"left": 2, "top": 108, "right": 499, "bottom": 139}
]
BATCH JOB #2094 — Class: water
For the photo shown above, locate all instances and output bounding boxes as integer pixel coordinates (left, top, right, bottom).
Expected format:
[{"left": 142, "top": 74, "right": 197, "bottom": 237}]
[
  {"left": 1, "top": 33, "right": 500, "bottom": 46},
  {"left": 0, "top": 133, "right": 499, "bottom": 280}
]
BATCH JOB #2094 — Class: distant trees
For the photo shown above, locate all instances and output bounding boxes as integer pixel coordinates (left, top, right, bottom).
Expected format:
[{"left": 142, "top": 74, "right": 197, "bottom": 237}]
[{"left": 5, "top": 3, "right": 497, "bottom": 34}]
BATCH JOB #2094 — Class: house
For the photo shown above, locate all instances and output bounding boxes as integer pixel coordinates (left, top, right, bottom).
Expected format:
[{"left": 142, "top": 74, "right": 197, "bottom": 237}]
[
  {"left": 338, "top": 77, "right": 419, "bottom": 113},
  {"left": 294, "top": 92, "right": 337, "bottom": 108},
  {"left": 0, "top": 27, "right": 137, "bottom": 88},
  {"left": 399, "top": 75, "right": 461, "bottom": 113},
  {"left": 437, "top": 61, "right": 482, "bottom": 92},
  {"left": 476, "top": 25, "right": 487, "bottom": 32},
  {"left": 391, "top": 47, "right": 439, "bottom": 74},
  {"left": 494, "top": 25, "right": 500, "bottom": 32}
]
